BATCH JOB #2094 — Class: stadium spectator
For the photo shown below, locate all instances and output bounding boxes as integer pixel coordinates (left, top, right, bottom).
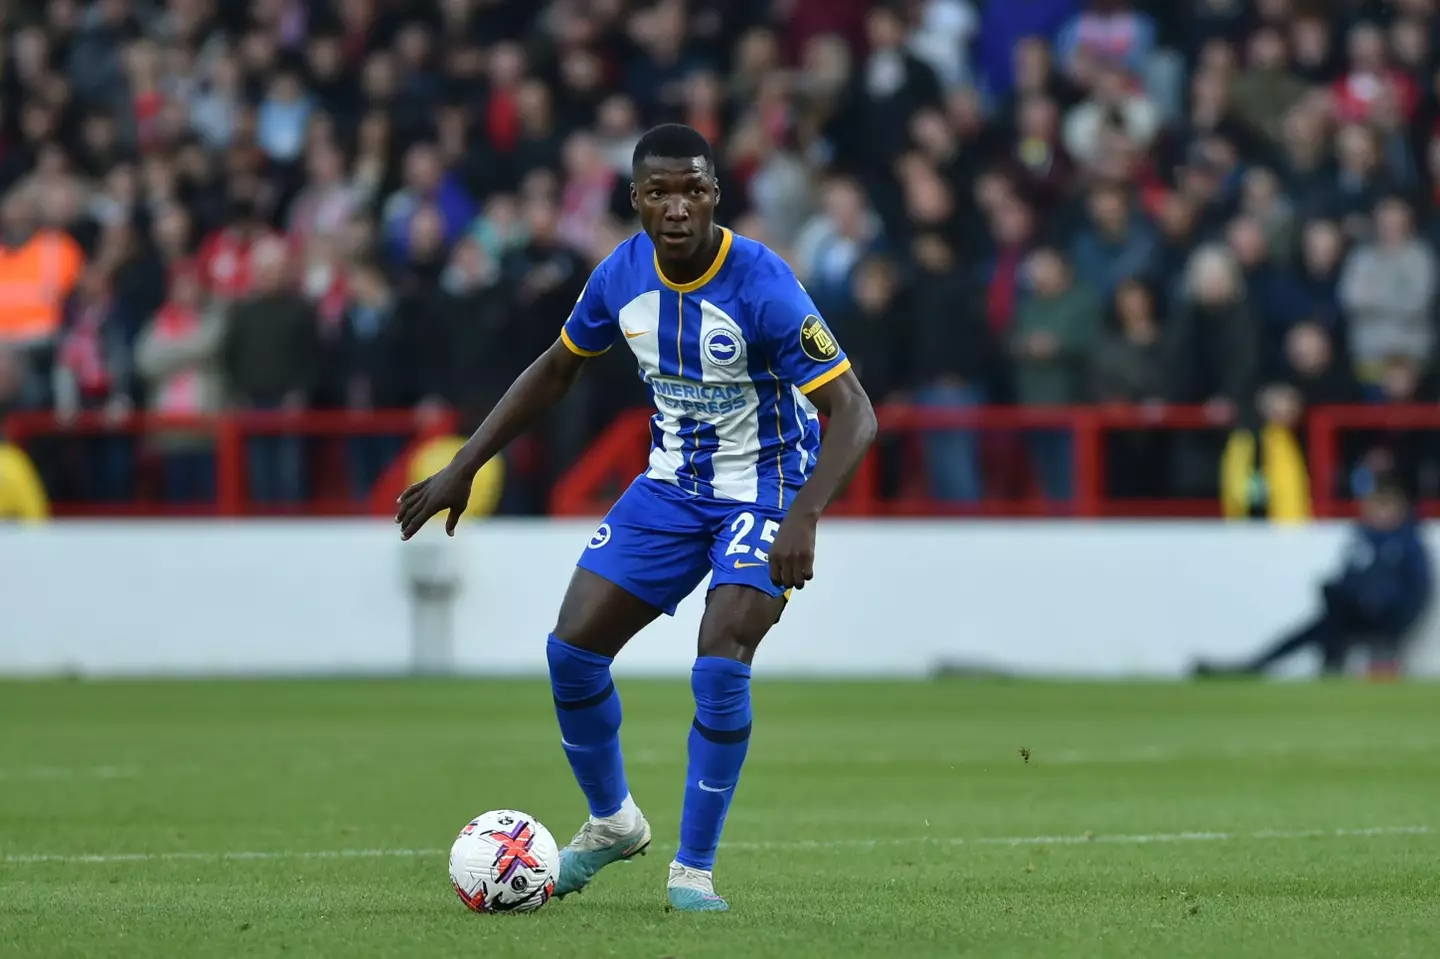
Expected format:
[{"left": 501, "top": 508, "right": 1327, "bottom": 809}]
[
  {"left": 906, "top": 0, "right": 979, "bottom": 93},
  {"left": 825, "top": 5, "right": 942, "bottom": 181},
  {"left": 335, "top": 258, "right": 433, "bottom": 501},
  {"left": 52, "top": 263, "right": 134, "bottom": 503},
  {"left": 794, "top": 176, "right": 885, "bottom": 317},
  {"left": 1011, "top": 246, "right": 1102, "bottom": 502},
  {"left": 0, "top": 189, "right": 84, "bottom": 348},
  {"left": 1070, "top": 182, "right": 1156, "bottom": 304},
  {"left": 1332, "top": 22, "right": 1418, "bottom": 128},
  {"left": 438, "top": 237, "right": 517, "bottom": 429},
  {"left": 833, "top": 254, "right": 907, "bottom": 403},
  {"left": 381, "top": 143, "right": 476, "bottom": 267},
  {"left": 1227, "top": 215, "right": 1309, "bottom": 367},
  {"left": 1327, "top": 124, "right": 1396, "bottom": 237},
  {"left": 1092, "top": 278, "right": 1168, "bottom": 498},
  {"left": 1338, "top": 196, "right": 1437, "bottom": 397},
  {"left": 974, "top": 0, "right": 1079, "bottom": 101},
  {"left": 1004, "top": 93, "right": 1072, "bottom": 217},
  {"left": 1092, "top": 279, "right": 1164, "bottom": 408},
  {"left": 1238, "top": 167, "right": 1297, "bottom": 266},
  {"left": 1166, "top": 245, "right": 1259, "bottom": 497},
  {"left": 1296, "top": 219, "right": 1346, "bottom": 332},
  {"left": 1231, "top": 26, "right": 1308, "bottom": 149},
  {"left": 287, "top": 138, "right": 365, "bottom": 242},
  {"left": 220, "top": 235, "right": 318, "bottom": 505},
  {"left": 1061, "top": 64, "right": 1161, "bottom": 171},
  {"left": 197, "top": 179, "right": 283, "bottom": 302},
  {"left": 1055, "top": 0, "right": 1155, "bottom": 89},
  {"left": 133, "top": 264, "right": 225, "bottom": 504},
  {"left": 908, "top": 232, "right": 992, "bottom": 504}
]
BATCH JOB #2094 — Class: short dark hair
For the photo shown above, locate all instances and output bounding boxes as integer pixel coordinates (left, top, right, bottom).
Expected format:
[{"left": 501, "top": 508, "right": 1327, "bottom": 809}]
[{"left": 631, "top": 123, "right": 714, "bottom": 172}]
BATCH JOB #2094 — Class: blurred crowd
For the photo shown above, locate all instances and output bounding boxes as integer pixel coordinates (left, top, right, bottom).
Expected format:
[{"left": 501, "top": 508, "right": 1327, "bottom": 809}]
[{"left": 1, "top": 0, "right": 1439, "bottom": 513}]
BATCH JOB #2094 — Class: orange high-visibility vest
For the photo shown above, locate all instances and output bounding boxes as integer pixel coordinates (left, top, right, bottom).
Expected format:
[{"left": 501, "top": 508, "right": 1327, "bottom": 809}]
[{"left": 0, "top": 230, "right": 83, "bottom": 343}]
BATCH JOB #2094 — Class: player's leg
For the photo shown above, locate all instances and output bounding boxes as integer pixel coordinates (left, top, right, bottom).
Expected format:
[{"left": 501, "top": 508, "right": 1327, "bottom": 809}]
[
  {"left": 668, "top": 506, "right": 790, "bottom": 911},
  {"left": 550, "top": 479, "right": 712, "bottom": 898},
  {"left": 549, "top": 566, "right": 659, "bottom": 826},
  {"left": 667, "top": 585, "right": 783, "bottom": 912}
]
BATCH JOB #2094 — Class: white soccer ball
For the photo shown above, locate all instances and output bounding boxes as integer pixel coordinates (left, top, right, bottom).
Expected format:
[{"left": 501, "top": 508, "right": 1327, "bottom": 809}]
[{"left": 449, "top": 810, "right": 560, "bottom": 913}]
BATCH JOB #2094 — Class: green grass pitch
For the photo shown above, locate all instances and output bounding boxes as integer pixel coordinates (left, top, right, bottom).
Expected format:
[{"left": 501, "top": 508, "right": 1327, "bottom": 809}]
[{"left": 2, "top": 678, "right": 1438, "bottom": 958}]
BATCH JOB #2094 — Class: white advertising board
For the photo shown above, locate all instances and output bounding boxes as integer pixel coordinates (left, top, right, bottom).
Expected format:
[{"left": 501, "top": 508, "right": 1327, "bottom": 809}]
[{"left": 2, "top": 521, "right": 1435, "bottom": 679}]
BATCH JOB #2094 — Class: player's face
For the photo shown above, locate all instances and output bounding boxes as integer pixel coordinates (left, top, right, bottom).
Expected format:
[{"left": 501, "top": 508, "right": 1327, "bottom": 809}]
[{"left": 631, "top": 156, "right": 719, "bottom": 262}]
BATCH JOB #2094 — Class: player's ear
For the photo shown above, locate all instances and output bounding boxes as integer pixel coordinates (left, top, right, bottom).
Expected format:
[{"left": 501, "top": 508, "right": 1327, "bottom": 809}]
[{"left": 629, "top": 182, "right": 638, "bottom": 212}]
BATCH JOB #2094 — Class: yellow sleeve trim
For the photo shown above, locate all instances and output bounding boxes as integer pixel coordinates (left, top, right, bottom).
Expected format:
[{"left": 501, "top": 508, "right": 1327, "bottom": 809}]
[
  {"left": 560, "top": 327, "right": 610, "bottom": 357},
  {"left": 797, "top": 357, "right": 851, "bottom": 395}
]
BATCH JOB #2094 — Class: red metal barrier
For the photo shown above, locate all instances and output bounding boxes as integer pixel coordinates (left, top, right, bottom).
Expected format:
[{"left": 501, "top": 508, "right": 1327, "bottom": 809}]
[
  {"left": 9, "top": 403, "right": 1439, "bottom": 519},
  {"left": 550, "top": 403, "right": 1440, "bottom": 519},
  {"left": 1306, "top": 405, "right": 1440, "bottom": 519},
  {"left": 3, "top": 409, "right": 455, "bottom": 517}
]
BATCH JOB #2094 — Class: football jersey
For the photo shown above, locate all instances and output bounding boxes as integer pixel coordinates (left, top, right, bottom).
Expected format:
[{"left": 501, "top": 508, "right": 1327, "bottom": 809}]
[{"left": 561, "top": 228, "right": 851, "bottom": 509}]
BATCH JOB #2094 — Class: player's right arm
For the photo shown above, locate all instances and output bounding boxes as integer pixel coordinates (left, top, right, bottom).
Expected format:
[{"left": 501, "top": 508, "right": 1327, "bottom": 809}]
[{"left": 396, "top": 270, "right": 616, "bottom": 540}]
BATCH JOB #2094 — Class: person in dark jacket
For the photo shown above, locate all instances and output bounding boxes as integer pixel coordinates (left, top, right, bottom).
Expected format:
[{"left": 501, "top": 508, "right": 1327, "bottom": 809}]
[
  {"left": 220, "top": 236, "right": 320, "bottom": 505},
  {"left": 1194, "top": 474, "right": 1432, "bottom": 677}
]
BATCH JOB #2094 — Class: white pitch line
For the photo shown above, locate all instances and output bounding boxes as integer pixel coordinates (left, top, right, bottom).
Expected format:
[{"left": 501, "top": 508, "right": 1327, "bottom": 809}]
[
  {"left": 0, "top": 765, "right": 141, "bottom": 781},
  {"left": 3, "top": 848, "right": 446, "bottom": 865},
  {"left": 2, "top": 826, "right": 1429, "bottom": 865},
  {"left": 722, "top": 825, "right": 1432, "bottom": 850}
]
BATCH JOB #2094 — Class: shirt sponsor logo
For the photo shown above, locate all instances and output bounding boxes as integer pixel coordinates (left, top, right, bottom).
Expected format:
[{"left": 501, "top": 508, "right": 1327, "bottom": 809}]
[{"left": 650, "top": 379, "right": 749, "bottom": 417}]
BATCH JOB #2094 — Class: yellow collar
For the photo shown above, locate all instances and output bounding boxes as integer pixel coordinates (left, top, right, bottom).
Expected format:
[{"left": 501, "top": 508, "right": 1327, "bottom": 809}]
[{"left": 654, "top": 227, "right": 732, "bottom": 293}]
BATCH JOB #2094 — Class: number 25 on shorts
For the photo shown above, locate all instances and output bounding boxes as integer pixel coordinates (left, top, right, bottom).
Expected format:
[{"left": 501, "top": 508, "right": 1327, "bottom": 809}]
[{"left": 725, "top": 512, "right": 779, "bottom": 568}]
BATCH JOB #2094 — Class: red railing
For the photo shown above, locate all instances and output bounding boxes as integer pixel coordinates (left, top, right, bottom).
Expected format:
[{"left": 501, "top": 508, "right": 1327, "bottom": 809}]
[
  {"left": 551, "top": 403, "right": 1440, "bottom": 519},
  {"left": 1306, "top": 405, "right": 1440, "bottom": 519},
  {"left": 3, "top": 409, "right": 456, "bottom": 517},
  {"left": 10, "top": 403, "right": 1440, "bottom": 519}
]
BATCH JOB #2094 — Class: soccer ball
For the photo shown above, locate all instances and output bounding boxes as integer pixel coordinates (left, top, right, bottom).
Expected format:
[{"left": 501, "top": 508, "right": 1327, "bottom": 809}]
[{"left": 449, "top": 810, "right": 560, "bottom": 913}]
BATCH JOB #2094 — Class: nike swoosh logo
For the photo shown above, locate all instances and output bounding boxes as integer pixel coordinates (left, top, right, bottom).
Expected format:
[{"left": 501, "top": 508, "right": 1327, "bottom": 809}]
[
  {"left": 624, "top": 329, "right": 651, "bottom": 339},
  {"left": 697, "top": 780, "right": 733, "bottom": 794},
  {"left": 733, "top": 561, "right": 766, "bottom": 569}
]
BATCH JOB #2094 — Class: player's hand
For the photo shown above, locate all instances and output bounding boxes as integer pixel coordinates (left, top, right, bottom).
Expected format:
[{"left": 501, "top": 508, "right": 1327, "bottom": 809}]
[
  {"left": 768, "top": 513, "right": 817, "bottom": 590},
  {"left": 395, "top": 464, "right": 473, "bottom": 541}
]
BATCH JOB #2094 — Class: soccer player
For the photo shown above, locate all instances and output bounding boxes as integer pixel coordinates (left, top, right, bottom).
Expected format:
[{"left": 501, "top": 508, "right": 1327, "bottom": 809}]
[{"left": 396, "top": 124, "right": 877, "bottom": 911}]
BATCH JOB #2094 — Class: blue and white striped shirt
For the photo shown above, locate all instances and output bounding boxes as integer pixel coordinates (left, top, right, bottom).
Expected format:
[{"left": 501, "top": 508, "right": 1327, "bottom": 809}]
[{"left": 561, "top": 228, "right": 851, "bottom": 509}]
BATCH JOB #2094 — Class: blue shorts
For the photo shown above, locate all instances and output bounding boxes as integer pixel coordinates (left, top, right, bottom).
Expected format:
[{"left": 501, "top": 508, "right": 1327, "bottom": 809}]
[{"left": 576, "top": 476, "right": 789, "bottom": 616}]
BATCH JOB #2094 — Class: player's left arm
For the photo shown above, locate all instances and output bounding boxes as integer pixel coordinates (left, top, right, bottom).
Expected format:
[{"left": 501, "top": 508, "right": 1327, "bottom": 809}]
[
  {"left": 793, "top": 369, "right": 878, "bottom": 517},
  {"left": 757, "top": 275, "right": 878, "bottom": 590}
]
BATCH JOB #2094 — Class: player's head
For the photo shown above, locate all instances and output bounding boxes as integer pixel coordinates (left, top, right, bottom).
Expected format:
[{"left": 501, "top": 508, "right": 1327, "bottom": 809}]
[
  {"left": 1362, "top": 470, "right": 1411, "bottom": 530},
  {"left": 630, "top": 123, "right": 719, "bottom": 261}
]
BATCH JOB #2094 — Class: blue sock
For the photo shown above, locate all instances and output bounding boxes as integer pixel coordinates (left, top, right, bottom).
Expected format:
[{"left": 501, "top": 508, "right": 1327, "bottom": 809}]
[
  {"left": 677, "top": 657, "right": 752, "bottom": 871},
  {"left": 547, "top": 635, "right": 628, "bottom": 818}
]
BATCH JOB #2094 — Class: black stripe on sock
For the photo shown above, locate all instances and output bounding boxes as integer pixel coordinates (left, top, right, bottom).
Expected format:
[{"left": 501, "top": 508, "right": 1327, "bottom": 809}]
[
  {"left": 692, "top": 717, "right": 752, "bottom": 744},
  {"left": 553, "top": 681, "right": 615, "bottom": 711}
]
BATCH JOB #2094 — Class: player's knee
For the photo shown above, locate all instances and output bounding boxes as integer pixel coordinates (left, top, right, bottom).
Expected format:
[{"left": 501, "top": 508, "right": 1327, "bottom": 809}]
[
  {"left": 545, "top": 634, "right": 579, "bottom": 674},
  {"left": 691, "top": 656, "right": 751, "bottom": 711}
]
